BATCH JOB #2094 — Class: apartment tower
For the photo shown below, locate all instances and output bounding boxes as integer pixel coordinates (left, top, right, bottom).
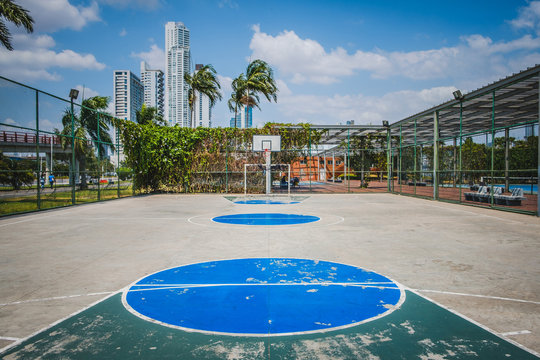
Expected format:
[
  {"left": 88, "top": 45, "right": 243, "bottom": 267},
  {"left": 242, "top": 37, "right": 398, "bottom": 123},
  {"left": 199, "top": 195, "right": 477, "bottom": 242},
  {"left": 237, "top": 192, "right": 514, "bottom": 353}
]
[{"left": 165, "top": 21, "right": 190, "bottom": 127}]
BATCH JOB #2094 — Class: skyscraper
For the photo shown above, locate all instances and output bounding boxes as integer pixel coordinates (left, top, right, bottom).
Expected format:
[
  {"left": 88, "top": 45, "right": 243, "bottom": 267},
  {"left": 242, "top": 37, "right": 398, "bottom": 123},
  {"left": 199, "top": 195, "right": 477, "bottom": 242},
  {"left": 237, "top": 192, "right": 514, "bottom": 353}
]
[
  {"left": 241, "top": 106, "right": 253, "bottom": 128},
  {"left": 112, "top": 70, "right": 143, "bottom": 166},
  {"left": 165, "top": 21, "right": 190, "bottom": 127},
  {"left": 140, "top": 61, "right": 164, "bottom": 117},
  {"left": 113, "top": 70, "right": 144, "bottom": 123},
  {"left": 230, "top": 113, "right": 241, "bottom": 128}
]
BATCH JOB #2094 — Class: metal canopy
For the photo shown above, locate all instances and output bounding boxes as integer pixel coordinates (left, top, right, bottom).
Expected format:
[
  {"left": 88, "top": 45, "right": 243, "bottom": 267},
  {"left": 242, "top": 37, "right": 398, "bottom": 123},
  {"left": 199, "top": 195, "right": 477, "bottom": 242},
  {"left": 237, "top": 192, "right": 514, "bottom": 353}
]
[{"left": 280, "top": 64, "right": 539, "bottom": 149}]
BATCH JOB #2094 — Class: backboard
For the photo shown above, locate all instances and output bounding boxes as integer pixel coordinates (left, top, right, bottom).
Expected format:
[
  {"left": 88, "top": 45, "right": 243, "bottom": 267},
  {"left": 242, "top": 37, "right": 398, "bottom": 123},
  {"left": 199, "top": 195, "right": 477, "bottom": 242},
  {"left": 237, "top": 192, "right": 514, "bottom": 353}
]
[{"left": 252, "top": 135, "right": 281, "bottom": 152}]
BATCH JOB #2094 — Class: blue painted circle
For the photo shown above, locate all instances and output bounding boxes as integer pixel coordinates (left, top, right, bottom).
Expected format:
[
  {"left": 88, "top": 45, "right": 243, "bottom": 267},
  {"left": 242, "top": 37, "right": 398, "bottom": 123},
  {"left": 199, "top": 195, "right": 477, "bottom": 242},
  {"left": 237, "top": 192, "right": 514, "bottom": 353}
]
[
  {"left": 212, "top": 213, "right": 319, "bottom": 225},
  {"left": 234, "top": 200, "right": 300, "bottom": 205},
  {"left": 123, "top": 258, "right": 404, "bottom": 336}
]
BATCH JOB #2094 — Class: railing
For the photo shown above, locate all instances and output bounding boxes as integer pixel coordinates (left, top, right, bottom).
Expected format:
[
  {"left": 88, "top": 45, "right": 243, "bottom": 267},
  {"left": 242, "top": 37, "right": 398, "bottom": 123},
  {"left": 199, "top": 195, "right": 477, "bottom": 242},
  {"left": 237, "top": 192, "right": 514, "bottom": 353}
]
[{"left": 1, "top": 130, "right": 62, "bottom": 145}]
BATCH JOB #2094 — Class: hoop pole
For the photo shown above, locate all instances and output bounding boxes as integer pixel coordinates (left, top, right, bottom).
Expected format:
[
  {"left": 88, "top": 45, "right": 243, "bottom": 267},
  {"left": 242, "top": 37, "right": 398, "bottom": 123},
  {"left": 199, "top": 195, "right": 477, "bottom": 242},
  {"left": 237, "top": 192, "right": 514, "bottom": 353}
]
[
  {"left": 288, "top": 164, "right": 291, "bottom": 196},
  {"left": 265, "top": 149, "right": 271, "bottom": 195},
  {"left": 244, "top": 163, "right": 247, "bottom": 195}
]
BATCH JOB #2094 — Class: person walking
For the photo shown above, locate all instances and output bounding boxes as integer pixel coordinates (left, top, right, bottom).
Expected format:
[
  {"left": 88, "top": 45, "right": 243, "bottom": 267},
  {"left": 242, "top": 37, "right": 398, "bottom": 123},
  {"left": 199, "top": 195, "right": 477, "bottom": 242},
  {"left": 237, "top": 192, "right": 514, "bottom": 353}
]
[{"left": 48, "top": 173, "right": 55, "bottom": 189}]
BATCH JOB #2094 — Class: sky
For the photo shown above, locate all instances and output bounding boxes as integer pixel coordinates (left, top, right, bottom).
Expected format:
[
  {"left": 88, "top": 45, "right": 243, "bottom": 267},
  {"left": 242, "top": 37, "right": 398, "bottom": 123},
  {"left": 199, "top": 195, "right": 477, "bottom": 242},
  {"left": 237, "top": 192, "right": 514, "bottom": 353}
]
[{"left": 1, "top": 0, "right": 540, "bottom": 128}]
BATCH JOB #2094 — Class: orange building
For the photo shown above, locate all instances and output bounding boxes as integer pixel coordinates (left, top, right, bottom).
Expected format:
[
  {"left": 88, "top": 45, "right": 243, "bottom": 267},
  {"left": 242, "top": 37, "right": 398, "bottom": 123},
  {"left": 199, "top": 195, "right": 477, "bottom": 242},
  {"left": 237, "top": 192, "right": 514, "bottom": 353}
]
[{"left": 289, "top": 156, "right": 351, "bottom": 181}]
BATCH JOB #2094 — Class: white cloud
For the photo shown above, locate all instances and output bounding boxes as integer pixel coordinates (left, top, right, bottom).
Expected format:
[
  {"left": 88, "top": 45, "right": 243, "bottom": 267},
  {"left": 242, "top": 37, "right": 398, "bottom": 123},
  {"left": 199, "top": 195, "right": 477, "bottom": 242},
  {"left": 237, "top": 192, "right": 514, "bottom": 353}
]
[
  {"left": 249, "top": 26, "right": 540, "bottom": 85},
  {"left": 0, "top": 33, "right": 106, "bottom": 82},
  {"left": 276, "top": 86, "right": 457, "bottom": 125},
  {"left": 218, "top": 0, "right": 238, "bottom": 9},
  {"left": 276, "top": 79, "right": 291, "bottom": 96},
  {"left": 119, "top": 28, "right": 127, "bottom": 37},
  {"left": 18, "top": 0, "right": 100, "bottom": 32},
  {"left": 131, "top": 44, "right": 165, "bottom": 71},
  {"left": 75, "top": 85, "right": 100, "bottom": 100},
  {"left": 97, "top": 0, "right": 161, "bottom": 10},
  {"left": 509, "top": 1, "right": 540, "bottom": 34},
  {"left": 217, "top": 75, "right": 233, "bottom": 93}
]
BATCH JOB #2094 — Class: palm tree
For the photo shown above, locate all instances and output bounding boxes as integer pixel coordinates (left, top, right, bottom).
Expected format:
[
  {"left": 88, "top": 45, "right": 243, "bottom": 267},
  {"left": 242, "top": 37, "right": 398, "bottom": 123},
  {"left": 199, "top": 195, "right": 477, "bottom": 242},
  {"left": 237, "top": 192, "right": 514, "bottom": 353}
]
[
  {"left": 231, "top": 59, "right": 278, "bottom": 127},
  {"left": 136, "top": 104, "right": 165, "bottom": 126},
  {"left": 184, "top": 64, "right": 222, "bottom": 128},
  {"left": 59, "top": 96, "right": 114, "bottom": 189},
  {"left": 0, "top": 0, "right": 34, "bottom": 51}
]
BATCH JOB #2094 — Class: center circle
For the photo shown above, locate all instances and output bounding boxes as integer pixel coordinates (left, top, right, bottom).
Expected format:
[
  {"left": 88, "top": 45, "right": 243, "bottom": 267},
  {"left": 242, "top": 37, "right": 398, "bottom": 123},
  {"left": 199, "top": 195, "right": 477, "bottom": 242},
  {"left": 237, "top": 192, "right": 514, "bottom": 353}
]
[
  {"left": 122, "top": 258, "right": 405, "bottom": 336},
  {"left": 212, "top": 213, "right": 319, "bottom": 225}
]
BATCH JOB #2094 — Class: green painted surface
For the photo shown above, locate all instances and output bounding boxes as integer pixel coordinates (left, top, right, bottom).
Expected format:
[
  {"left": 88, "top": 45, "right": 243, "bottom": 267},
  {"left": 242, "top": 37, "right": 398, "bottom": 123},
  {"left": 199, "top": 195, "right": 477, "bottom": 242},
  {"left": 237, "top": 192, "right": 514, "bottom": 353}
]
[{"left": 2, "top": 291, "right": 536, "bottom": 359}]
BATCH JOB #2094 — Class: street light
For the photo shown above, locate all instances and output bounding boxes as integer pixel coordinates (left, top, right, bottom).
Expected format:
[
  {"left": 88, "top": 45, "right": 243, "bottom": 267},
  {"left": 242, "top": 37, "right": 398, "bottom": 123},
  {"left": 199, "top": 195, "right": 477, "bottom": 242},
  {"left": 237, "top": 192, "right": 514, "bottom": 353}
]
[
  {"left": 453, "top": 90, "right": 464, "bottom": 101},
  {"left": 69, "top": 88, "right": 79, "bottom": 100},
  {"left": 69, "top": 89, "right": 78, "bottom": 204}
]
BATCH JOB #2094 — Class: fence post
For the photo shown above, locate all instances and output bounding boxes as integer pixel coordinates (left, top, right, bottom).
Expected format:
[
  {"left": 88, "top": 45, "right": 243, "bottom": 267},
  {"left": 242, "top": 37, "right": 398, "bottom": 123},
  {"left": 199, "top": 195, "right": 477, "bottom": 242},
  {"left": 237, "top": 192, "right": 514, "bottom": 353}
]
[
  {"left": 433, "top": 111, "right": 439, "bottom": 200},
  {"left": 36, "top": 90, "right": 40, "bottom": 209}
]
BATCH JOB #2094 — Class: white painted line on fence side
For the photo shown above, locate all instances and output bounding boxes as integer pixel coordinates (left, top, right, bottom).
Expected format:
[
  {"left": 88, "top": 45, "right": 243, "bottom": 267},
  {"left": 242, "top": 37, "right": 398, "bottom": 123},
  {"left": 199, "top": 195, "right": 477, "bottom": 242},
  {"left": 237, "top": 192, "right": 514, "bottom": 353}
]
[
  {"left": 0, "top": 290, "right": 122, "bottom": 355},
  {"left": 0, "top": 336, "right": 20, "bottom": 341},
  {"left": 501, "top": 330, "right": 532, "bottom": 336},
  {"left": 0, "top": 291, "right": 115, "bottom": 306},
  {"left": 414, "top": 288, "right": 540, "bottom": 305},
  {"left": 407, "top": 288, "right": 540, "bottom": 357}
]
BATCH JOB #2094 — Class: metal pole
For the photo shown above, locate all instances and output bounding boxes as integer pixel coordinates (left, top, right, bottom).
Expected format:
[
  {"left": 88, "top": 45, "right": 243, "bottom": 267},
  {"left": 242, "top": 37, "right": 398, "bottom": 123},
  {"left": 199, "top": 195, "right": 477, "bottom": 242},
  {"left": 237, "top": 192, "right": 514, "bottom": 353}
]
[
  {"left": 97, "top": 113, "right": 101, "bottom": 201},
  {"left": 36, "top": 90, "right": 40, "bottom": 209},
  {"left": 537, "top": 73, "right": 540, "bottom": 216},
  {"left": 225, "top": 140, "right": 229, "bottom": 193},
  {"left": 347, "top": 129, "right": 350, "bottom": 192},
  {"left": 398, "top": 125, "right": 403, "bottom": 193},
  {"left": 386, "top": 127, "right": 391, "bottom": 192},
  {"left": 265, "top": 150, "right": 271, "bottom": 195},
  {"left": 491, "top": 91, "right": 495, "bottom": 206},
  {"left": 433, "top": 111, "right": 439, "bottom": 200},
  {"left": 332, "top": 151, "right": 335, "bottom": 182},
  {"left": 504, "top": 127, "right": 510, "bottom": 193},
  {"left": 244, "top": 163, "right": 247, "bottom": 195},
  {"left": 288, "top": 164, "right": 291, "bottom": 196},
  {"left": 71, "top": 98, "right": 76, "bottom": 205},
  {"left": 459, "top": 100, "right": 463, "bottom": 202},
  {"left": 414, "top": 118, "right": 417, "bottom": 195},
  {"left": 308, "top": 128, "right": 312, "bottom": 191}
]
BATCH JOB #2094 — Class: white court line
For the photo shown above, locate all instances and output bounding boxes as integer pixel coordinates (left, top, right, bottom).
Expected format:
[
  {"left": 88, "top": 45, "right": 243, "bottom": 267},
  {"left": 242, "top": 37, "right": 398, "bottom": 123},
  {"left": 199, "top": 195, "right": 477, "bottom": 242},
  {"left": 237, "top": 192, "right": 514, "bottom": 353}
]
[
  {"left": 127, "top": 282, "right": 400, "bottom": 292},
  {"left": 414, "top": 289, "right": 540, "bottom": 305},
  {"left": 132, "top": 281, "right": 395, "bottom": 287},
  {"left": 501, "top": 330, "right": 532, "bottom": 336},
  {"left": 0, "top": 336, "right": 20, "bottom": 341},
  {"left": 407, "top": 288, "right": 540, "bottom": 357},
  {"left": 0, "top": 290, "right": 122, "bottom": 355},
  {"left": 0, "top": 291, "right": 115, "bottom": 306}
]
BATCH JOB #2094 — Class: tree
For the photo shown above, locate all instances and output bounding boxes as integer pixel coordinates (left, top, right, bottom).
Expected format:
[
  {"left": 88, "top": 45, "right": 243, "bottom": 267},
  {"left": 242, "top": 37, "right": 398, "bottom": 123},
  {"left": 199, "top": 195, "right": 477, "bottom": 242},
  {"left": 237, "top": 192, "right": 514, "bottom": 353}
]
[
  {"left": 59, "top": 96, "right": 114, "bottom": 189},
  {"left": 0, "top": 152, "right": 34, "bottom": 190},
  {"left": 184, "top": 64, "right": 222, "bottom": 128},
  {"left": 227, "top": 77, "right": 248, "bottom": 128},
  {"left": 231, "top": 60, "right": 278, "bottom": 126},
  {"left": 136, "top": 104, "right": 165, "bottom": 126},
  {"left": 0, "top": 0, "right": 33, "bottom": 51}
]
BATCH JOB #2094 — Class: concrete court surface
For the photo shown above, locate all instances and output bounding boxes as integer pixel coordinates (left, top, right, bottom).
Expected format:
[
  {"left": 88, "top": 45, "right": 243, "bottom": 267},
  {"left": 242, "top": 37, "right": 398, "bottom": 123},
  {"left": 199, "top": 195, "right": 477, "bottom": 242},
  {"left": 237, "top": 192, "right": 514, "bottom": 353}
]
[{"left": 0, "top": 193, "right": 539, "bottom": 357}]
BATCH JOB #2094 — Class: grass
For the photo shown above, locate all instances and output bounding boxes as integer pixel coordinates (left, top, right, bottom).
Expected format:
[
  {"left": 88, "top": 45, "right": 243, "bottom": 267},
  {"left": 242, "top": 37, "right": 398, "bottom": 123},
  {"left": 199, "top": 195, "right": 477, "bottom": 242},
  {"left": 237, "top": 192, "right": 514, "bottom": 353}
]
[{"left": 0, "top": 186, "right": 133, "bottom": 216}]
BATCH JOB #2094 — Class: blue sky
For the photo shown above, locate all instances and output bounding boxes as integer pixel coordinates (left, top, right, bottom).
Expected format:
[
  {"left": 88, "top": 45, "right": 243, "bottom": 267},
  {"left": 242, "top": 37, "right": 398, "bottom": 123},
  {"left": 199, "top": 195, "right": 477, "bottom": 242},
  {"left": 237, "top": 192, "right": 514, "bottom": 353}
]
[{"left": 1, "top": 0, "right": 540, "bottom": 128}]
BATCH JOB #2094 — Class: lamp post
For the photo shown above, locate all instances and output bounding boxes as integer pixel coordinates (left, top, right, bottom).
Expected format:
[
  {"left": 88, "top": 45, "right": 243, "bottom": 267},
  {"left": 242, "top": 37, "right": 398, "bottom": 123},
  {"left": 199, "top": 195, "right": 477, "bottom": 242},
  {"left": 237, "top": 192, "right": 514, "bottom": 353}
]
[{"left": 69, "top": 88, "right": 79, "bottom": 205}]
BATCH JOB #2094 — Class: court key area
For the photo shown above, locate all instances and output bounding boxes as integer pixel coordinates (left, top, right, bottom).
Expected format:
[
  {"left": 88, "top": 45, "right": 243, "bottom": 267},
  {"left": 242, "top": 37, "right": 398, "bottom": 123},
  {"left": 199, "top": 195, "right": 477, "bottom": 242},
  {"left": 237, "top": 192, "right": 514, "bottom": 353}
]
[{"left": 0, "top": 194, "right": 539, "bottom": 359}]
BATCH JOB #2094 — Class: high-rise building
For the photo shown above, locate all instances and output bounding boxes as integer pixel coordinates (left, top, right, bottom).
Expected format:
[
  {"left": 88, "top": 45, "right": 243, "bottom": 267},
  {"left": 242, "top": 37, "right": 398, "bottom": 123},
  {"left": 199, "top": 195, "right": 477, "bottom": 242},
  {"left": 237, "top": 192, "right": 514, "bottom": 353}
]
[
  {"left": 140, "top": 61, "right": 164, "bottom": 117},
  {"left": 242, "top": 106, "right": 253, "bottom": 128},
  {"left": 193, "top": 64, "right": 211, "bottom": 127},
  {"left": 230, "top": 113, "right": 241, "bottom": 128},
  {"left": 524, "top": 124, "right": 536, "bottom": 138},
  {"left": 113, "top": 70, "right": 144, "bottom": 123},
  {"left": 112, "top": 70, "right": 143, "bottom": 166},
  {"left": 165, "top": 21, "right": 190, "bottom": 127}
]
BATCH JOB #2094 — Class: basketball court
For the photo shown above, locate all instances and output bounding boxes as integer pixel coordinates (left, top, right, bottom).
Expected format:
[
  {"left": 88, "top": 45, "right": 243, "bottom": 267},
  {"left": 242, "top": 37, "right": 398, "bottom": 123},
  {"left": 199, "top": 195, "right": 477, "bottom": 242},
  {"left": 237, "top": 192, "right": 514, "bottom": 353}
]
[{"left": 1, "top": 192, "right": 539, "bottom": 359}]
